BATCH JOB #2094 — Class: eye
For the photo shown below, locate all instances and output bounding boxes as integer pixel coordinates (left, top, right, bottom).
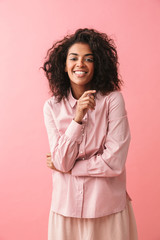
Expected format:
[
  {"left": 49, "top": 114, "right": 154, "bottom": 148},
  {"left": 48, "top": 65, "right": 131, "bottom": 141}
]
[
  {"left": 69, "top": 57, "right": 77, "bottom": 61},
  {"left": 85, "top": 58, "right": 94, "bottom": 62}
]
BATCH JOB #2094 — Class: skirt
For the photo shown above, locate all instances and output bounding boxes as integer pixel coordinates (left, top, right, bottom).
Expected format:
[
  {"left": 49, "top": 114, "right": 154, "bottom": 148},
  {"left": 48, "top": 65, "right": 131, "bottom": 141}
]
[{"left": 48, "top": 198, "right": 138, "bottom": 240}]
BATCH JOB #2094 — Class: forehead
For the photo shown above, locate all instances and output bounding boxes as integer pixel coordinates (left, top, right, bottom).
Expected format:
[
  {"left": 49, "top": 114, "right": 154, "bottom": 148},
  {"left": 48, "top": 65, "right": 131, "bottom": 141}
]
[{"left": 67, "top": 43, "right": 92, "bottom": 54}]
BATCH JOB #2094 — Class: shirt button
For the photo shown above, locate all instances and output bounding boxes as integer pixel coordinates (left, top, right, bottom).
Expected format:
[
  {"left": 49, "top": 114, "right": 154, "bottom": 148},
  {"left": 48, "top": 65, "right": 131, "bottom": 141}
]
[
  {"left": 82, "top": 158, "right": 85, "bottom": 160},
  {"left": 80, "top": 151, "right": 83, "bottom": 153}
]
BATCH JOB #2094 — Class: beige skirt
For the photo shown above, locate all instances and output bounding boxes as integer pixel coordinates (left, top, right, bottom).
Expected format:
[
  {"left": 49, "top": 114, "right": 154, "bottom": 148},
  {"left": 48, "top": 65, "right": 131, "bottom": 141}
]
[{"left": 48, "top": 198, "right": 138, "bottom": 240}]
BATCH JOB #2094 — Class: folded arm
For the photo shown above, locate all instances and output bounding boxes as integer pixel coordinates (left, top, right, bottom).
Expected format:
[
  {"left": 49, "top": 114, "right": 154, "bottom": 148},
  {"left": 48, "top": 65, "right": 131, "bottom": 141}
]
[
  {"left": 43, "top": 101, "right": 84, "bottom": 172},
  {"left": 71, "top": 92, "right": 131, "bottom": 177}
]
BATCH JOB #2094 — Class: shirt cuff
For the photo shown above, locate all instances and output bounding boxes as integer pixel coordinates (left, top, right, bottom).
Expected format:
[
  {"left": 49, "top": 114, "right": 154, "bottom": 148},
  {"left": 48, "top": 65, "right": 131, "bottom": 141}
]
[
  {"left": 65, "top": 120, "right": 84, "bottom": 144},
  {"left": 71, "top": 160, "right": 88, "bottom": 176}
]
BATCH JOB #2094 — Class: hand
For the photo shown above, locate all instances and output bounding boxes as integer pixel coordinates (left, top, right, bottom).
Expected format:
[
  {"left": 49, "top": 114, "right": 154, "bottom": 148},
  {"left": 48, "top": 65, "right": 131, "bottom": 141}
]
[
  {"left": 46, "top": 153, "right": 72, "bottom": 174},
  {"left": 46, "top": 153, "right": 56, "bottom": 170},
  {"left": 74, "top": 90, "right": 96, "bottom": 123}
]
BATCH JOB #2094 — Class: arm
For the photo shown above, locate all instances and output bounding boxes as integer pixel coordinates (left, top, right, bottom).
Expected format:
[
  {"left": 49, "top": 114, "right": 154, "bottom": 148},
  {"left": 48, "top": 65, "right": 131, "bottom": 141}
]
[
  {"left": 71, "top": 91, "right": 131, "bottom": 177},
  {"left": 43, "top": 101, "right": 83, "bottom": 172},
  {"left": 43, "top": 90, "right": 96, "bottom": 173},
  {"left": 46, "top": 152, "right": 71, "bottom": 174}
]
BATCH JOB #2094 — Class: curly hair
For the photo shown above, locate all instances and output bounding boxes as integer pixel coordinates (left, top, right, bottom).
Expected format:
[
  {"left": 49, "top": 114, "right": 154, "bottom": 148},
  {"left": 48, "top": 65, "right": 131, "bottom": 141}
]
[{"left": 42, "top": 28, "right": 123, "bottom": 102}]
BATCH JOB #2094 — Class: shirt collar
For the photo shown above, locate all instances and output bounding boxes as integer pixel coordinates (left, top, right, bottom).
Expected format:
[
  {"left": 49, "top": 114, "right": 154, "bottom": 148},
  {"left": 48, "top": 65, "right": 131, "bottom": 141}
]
[{"left": 68, "top": 88, "right": 77, "bottom": 108}]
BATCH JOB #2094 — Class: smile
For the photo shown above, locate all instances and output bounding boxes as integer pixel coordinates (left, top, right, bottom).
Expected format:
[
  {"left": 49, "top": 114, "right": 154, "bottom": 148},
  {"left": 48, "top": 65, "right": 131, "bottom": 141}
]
[{"left": 74, "top": 71, "right": 88, "bottom": 77}]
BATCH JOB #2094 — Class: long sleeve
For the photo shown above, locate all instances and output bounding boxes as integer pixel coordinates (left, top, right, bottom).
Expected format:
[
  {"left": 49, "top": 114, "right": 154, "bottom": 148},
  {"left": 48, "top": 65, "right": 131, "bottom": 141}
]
[
  {"left": 71, "top": 91, "right": 131, "bottom": 177},
  {"left": 43, "top": 91, "right": 131, "bottom": 218},
  {"left": 43, "top": 100, "right": 84, "bottom": 172}
]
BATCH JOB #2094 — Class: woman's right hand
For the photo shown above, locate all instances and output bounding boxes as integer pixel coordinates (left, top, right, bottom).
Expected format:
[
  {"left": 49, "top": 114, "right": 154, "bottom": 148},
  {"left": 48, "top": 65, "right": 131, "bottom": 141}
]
[{"left": 74, "top": 90, "right": 96, "bottom": 124}]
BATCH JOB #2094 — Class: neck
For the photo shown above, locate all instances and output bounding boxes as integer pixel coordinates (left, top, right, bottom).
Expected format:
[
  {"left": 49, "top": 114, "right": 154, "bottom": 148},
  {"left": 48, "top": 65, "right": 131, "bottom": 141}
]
[{"left": 70, "top": 84, "right": 91, "bottom": 99}]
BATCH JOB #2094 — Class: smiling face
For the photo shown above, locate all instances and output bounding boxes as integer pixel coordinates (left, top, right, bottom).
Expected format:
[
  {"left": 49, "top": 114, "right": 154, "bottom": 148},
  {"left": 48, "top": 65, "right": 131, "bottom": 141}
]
[{"left": 65, "top": 43, "right": 94, "bottom": 91}]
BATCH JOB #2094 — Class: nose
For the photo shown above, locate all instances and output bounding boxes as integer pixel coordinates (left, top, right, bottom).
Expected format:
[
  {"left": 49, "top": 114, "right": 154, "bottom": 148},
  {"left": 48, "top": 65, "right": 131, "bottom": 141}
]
[{"left": 76, "top": 58, "right": 85, "bottom": 67}]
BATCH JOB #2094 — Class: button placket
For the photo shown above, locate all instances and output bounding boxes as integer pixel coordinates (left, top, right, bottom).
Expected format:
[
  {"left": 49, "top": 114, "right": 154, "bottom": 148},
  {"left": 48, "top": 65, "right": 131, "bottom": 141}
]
[
  {"left": 83, "top": 113, "right": 88, "bottom": 157},
  {"left": 80, "top": 123, "right": 85, "bottom": 155},
  {"left": 76, "top": 178, "right": 84, "bottom": 217}
]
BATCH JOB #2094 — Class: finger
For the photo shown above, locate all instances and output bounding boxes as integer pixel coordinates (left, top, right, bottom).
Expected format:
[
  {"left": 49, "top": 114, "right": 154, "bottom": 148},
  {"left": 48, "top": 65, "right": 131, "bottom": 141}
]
[
  {"left": 79, "top": 96, "right": 96, "bottom": 106},
  {"left": 47, "top": 165, "right": 54, "bottom": 169},
  {"left": 88, "top": 96, "right": 96, "bottom": 106},
  {"left": 47, "top": 160, "right": 52, "bottom": 164},
  {"left": 46, "top": 158, "right": 53, "bottom": 164},
  {"left": 80, "top": 102, "right": 95, "bottom": 110},
  {"left": 80, "top": 101, "right": 95, "bottom": 108},
  {"left": 46, "top": 153, "right": 51, "bottom": 157},
  {"left": 79, "top": 96, "right": 95, "bottom": 102},
  {"left": 82, "top": 90, "right": 96, "bottom": 98},
  {"left": 47, "top": 161, "right": 52, "bottom": 165},
  {"left": 79, "top": 98, "right": 95, "bottom": 108},
  {"left": 47, "top": 161, "right": 54, "bottom": 168},
  {"left": 88, "top": 94, "right": 95, "bottom": 100}
]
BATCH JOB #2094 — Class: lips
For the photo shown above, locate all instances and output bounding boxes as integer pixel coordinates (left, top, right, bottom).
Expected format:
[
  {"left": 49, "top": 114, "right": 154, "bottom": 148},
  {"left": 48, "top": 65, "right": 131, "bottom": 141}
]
[{"left": 74, "top": 70, "right": 87, "bottom": 77}]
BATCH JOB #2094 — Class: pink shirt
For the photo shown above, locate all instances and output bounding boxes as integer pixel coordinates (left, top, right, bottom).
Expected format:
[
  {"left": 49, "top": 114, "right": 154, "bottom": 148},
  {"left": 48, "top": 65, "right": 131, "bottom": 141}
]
[{"left": 43, "top": 89, "right": 131, "bottom": 218}]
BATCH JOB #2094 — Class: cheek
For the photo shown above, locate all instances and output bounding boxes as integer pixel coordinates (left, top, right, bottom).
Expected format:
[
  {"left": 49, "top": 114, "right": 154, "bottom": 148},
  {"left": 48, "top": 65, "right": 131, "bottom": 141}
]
[
  {"left": 65, "top": 59, "right": 69, "bottom": 72},
  {"left": 65, "top": 62, "right": 73, "bottom": 73},
  {"left": 90, "top": 65, "right": 94, "bottom": 75}
]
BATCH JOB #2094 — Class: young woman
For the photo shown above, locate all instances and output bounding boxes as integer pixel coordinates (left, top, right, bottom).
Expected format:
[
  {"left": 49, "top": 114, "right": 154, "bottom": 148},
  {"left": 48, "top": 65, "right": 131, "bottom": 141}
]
[{"left": 42, "top": 28, "right": 138, "bottom": 240}]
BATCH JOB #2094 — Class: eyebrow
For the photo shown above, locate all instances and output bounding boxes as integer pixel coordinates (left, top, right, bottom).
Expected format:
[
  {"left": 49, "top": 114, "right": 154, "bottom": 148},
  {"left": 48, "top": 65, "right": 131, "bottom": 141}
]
[{"left": 69, "top": 53, "right": 93, "bottom": 56}]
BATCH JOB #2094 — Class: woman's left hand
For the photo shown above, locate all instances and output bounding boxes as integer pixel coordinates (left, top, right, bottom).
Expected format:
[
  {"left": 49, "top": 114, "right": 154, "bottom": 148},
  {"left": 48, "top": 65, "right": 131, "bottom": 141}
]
[
  {"left": 46, "top": 152, "right": 56, "bottom": 169},
  {"left": 46, "top": 153, "right": 71, "bottom": 174}
]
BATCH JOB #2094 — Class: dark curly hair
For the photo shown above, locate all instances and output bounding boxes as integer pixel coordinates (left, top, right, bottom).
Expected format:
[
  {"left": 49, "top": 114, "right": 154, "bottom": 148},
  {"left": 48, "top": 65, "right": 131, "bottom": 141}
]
[{"left": 42, "top": 28, "right": 123, "bottom": 102}]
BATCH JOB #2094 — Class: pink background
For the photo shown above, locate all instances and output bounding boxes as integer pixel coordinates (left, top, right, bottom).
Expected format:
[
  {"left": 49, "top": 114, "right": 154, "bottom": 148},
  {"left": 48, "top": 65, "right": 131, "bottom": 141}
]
[{"left": 0, "top": 0, "right": 160, "bottom": 239}]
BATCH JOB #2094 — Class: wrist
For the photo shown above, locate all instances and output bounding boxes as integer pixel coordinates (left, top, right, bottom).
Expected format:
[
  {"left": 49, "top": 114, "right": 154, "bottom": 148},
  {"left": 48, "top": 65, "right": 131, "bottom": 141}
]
[{"left": 73, "top": 118, "right": 82, "bottom": 124}]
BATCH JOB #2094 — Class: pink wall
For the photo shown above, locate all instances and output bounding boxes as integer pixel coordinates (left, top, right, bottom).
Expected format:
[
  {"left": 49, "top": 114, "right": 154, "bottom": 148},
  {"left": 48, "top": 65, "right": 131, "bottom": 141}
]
[{"left": 0, "top": 0, "right": 160, "bottom": 239}]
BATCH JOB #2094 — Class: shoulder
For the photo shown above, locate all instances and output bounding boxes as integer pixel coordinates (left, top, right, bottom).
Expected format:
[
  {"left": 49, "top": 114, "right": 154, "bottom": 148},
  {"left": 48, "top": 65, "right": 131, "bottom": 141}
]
[
  {"left": 107, "top": 90, "right": 124, "bottom": 102},
  {"left": 43, "top": 96, "right": 58, "bottom": 114},
  {"left": 105, "top": 90, "right": 125, "bottom": 108},
  {"left": 104, "top": 91, "right": 126, "bottom": 116},
  {"left": 43, "top": 95, "right": 68, "bottom": 116},
  {"left": 97, "top": 90, "right": 125, "bottom": 106}
]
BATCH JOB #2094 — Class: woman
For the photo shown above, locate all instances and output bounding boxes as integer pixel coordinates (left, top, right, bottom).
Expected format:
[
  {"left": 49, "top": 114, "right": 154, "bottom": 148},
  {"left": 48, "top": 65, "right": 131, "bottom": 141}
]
[{"left": 42, "top": 28, "right": 138, "bottom": 240}]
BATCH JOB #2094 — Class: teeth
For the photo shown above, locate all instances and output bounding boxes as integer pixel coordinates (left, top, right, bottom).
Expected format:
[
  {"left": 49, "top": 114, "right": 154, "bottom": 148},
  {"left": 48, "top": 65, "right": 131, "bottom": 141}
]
[{"left": 75, "top": 71, "right": 86, "bottom": 74}]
